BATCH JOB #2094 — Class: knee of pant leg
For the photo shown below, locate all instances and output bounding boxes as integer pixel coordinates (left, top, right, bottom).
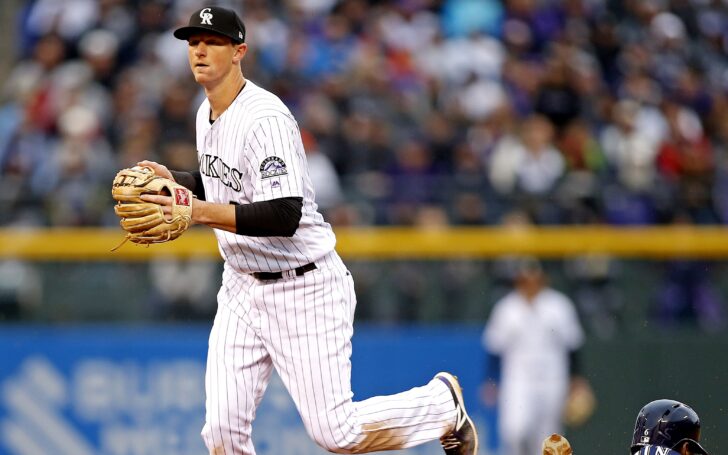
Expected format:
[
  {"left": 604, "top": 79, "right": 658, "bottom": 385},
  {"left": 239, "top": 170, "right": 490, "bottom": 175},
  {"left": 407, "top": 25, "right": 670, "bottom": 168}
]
[
  {"left": 311, "top": 438, "right": 355, "bottom": 454},
  {"left": 202, "top": 413, "right": 251, "bottom": 453},
  {"left": 305, "top": 423, "right": 357, "bottom": 454},
  {"left": 201, "top": 423, "right": 222, "bottom": 453}
]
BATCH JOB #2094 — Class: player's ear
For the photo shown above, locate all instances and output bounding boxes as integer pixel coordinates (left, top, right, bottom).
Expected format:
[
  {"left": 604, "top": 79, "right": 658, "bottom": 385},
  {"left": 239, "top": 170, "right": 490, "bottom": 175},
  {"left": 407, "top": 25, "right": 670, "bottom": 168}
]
[{"left": 232, "top": 43, "right": 247, "bottom": 64}]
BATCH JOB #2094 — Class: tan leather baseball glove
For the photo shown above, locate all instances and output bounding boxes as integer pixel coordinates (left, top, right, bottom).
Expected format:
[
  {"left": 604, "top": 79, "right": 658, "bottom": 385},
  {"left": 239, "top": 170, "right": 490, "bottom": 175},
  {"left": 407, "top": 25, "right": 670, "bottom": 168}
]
[
  {"left": 563, "top": 377, "right": 596, "bottom": 427},
  {"left": 542, "top": 433, "right": 573, "bottom": 455},
  {"left": 111, "top": 166, "right": 193, "bottom": 250}
]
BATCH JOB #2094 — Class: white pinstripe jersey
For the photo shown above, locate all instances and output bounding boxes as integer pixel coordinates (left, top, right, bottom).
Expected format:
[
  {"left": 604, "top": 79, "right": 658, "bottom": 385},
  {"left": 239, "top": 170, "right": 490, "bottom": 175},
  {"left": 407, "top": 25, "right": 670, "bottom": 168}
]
[{"left": 195, "top": 80, "right": 336, "bottom": 274}]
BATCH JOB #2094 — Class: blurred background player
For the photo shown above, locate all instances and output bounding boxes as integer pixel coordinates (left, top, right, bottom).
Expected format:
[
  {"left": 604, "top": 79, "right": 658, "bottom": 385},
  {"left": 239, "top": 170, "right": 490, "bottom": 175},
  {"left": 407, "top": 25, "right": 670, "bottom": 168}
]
[
  {"left": 482, "top": 257, "right": 589, "bottom": 455},
  {"left": 630, "top": 399, "right": 710, "bottom": 455}
]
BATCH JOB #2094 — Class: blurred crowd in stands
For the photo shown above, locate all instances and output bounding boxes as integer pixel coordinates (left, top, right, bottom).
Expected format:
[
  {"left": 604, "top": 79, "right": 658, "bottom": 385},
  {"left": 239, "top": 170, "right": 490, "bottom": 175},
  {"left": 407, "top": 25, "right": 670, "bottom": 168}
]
[
  {"left": 3, "top": 0, "right": 728, "bottom": 228},
  {"left": 1, "top": 0, "right": 727, "bottom": 331}
]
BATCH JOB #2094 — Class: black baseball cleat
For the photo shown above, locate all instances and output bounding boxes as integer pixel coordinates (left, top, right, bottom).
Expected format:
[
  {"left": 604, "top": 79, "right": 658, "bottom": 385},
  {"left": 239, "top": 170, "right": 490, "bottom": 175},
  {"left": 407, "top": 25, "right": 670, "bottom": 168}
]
[{"left": 436, "top": 372, "right": 479, "bottom": 455}]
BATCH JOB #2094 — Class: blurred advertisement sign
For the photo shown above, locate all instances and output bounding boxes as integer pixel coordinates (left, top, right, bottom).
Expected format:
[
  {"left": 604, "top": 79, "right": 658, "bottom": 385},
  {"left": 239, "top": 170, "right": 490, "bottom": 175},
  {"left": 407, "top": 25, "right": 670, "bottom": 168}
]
[{"left": 0, "top": 326, "right": 488, "bottom": 455}]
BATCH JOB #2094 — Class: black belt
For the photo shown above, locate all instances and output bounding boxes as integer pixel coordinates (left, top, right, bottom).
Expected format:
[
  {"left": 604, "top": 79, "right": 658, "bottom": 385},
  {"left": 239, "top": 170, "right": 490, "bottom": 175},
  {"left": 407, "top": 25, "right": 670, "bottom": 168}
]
[{"left": 252, "top": 262, "right": 317, "bottom": 281}]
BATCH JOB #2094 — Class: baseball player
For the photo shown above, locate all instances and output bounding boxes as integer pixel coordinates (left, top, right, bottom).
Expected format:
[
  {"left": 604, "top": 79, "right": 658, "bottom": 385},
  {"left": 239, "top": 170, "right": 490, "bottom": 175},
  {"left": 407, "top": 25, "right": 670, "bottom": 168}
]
[
  {"left": 630, "top": 399, "right": 710, "bottom": 455},
  {"left": 138, "top": 6, "right": 478, "bottom": 455},
  {"left": 482, "top": 257, "right": 584, "bottom": 455}
]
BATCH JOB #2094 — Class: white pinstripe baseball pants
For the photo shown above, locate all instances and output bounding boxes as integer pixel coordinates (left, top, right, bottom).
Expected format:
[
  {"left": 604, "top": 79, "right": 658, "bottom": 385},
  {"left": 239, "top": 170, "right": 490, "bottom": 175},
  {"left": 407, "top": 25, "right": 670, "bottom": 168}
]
[{"left": 201, "top": 251, "right": 457, "bottom": 454}]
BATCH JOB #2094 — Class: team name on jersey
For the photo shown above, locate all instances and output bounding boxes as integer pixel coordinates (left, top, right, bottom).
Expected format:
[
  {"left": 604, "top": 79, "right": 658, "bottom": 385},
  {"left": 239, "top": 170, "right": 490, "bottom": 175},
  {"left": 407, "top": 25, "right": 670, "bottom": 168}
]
[
  {"left": 638, "top": 445, "right": 679, "bottom": 455},
  {"left": 200, "top": 153, "right": 243, "bottom": 192}
]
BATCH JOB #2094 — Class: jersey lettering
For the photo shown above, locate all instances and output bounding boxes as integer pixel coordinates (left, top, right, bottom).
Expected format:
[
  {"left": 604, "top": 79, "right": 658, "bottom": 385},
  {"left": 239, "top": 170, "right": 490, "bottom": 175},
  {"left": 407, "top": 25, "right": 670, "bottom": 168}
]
[
  {"left": 203, "top": 155, "right": 219, "bottom": 178},
  {"left": 639, "top": 446, "right": 678, "bottom": 455},
  {"left": 200, "top": 153, "right": 243, "bottom": 192}
]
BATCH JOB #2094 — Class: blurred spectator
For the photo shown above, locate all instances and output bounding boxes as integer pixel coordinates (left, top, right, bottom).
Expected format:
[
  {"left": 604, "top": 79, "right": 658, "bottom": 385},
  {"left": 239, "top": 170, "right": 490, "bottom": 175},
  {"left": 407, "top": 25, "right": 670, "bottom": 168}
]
[
  {"left": 31, "top": 104, "right": 116, "bottom": 226},
  {"left": 652, "top": 212, "right": 725, "bottom": 332},
  {"left": 500, "top": 56, "right": 540, "bottom": 117},
  {"left": 416, "top": 31, "right": 506, "bottom": 95},
  {"left": 615, "top": 71, "right": 668, "bottom": 146},
  {"left": 713, "top": 153, "right": 728, "bottom": 224},
  {"left": 384, "top": 136, "right": 444, "bottom": 224},
  {"left": 448, "top": 140, "right": 490, "bottom": 224},
  {"left": 301, "top": 128, "right": 344, "bottom": 215},
  {"left": 440, "top": 0, "right": 503, "bottom": 37},
  {"left": 503, "top": 0, "right": 565, "bottom": 55},
  {"left": 489, "top": 114, "right": 564, "bottom": 194},
  {"left": 555, "top": 119, "right": 606, "bottom": 224},
  {"left": 672, "top": 66, "right": 713, "bottom": 119},
  {"left": 589, "top": 11, "right": 621, "bottom": 89},
  {"left": 601, "top": 99, "right": 660, "bottom": 194},
  {"left": 157, "top": 79, "right": 197, "bottom": 144},
  {"left": 534, "top": 56, "right": 581, "bottom": 135},
  {"left": 656, "top": 100, "right": 718, "bottom": 223},
  {"left": 0, "top": 260, "right": 41, "bottom": 321},
  {"left": 649, "top": 11, "right": 691, "bottom": 91},
  {"left": 564, "top": 253, "right": 622, "bottom": 339},
  {"left": 488, "top": 114, "right": 565, "bottom": 223},
  {"left": 653, "top": 258, "right": 725, "bottom": 333},
  {"left": 557, "top": 119, "right": 605, "bottom": 175},
  {"left": 599, "top": 99, "right": 662, "bottom": 224},
  {"left": 245, "top": 2, "right": 291, "bottom": 77},
  {"left": 455, "top": 73, "right": 507, "bottom": 123},
  {"left": 289, "top": 0, "right": 338, "bottom": 18},
  {"left": 24, "top": 0, "right": 99, "bottom": 44},
  {"left": 148, "top": 256, "right": 218, "bottom": 320},
  {"left": 378, "top": 0, "right": 440, "bottom": 54},
  {"left": 421, "top": 111, "right": 460, "bottom": 169},
  {"left": 298, "top": 10, "right": 359, "bottom": 80},
  {"left": 78, "top": 29, "right": 121, "bottom": 89}
]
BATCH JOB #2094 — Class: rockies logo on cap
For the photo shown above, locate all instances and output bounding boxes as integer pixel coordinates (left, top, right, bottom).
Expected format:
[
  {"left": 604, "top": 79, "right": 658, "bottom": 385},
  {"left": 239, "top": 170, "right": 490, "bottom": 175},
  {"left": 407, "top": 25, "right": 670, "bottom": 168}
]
[
  {"left": 199, "top": 8, "right": 213, "bottom": 25},
  {"left": 174, "top": 6, "right": 246, "bottom": 43}
]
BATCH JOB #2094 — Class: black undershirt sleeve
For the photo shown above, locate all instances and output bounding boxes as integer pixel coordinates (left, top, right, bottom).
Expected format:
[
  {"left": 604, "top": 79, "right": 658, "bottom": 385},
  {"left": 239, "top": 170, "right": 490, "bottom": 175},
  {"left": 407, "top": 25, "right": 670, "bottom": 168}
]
[
  {"left": 170, "top": 170, "right": 206, "bottom": 201},
  {"left": 484, "top": 351, "right": 501, "bottom": 383},
  {"left": 569, "top": 349, "right": 581, "bottom": 378},
  {"left": 235, "top": 197, "right": 303, "bottom": 237},
  {"left": 171, "top": 169, "right": 302, "bottom": 236}
]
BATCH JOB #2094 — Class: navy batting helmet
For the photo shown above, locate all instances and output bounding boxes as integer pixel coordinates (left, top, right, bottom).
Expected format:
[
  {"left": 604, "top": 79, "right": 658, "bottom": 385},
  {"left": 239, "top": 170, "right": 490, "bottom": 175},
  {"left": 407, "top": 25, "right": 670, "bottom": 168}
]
[{"left": 630, "top": 399, "right": 708, "bottom": 454}]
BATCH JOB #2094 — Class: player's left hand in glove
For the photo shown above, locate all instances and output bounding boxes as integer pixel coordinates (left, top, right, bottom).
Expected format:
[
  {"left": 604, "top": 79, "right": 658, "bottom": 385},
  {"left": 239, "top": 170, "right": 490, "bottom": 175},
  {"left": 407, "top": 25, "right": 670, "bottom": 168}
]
[
  {"left": 563, "top": 376, "right": 596, "bottom": 428},
  {"left": 111, "top": 165, "right": 193, "bottom": 250}
]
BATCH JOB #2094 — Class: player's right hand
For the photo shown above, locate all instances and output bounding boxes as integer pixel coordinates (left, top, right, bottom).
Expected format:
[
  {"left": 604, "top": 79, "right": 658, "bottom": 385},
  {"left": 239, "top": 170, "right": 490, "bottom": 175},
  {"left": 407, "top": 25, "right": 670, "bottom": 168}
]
[{"left": 136, "top": 160, "right": 174, "bottom": 181}]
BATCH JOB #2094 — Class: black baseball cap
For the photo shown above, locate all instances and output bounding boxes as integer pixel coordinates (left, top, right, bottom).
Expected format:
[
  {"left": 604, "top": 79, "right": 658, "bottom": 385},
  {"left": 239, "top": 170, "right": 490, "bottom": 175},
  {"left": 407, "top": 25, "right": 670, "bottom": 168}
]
[{"left": 174, "top": 6, "right": 245, "bottom": 43}]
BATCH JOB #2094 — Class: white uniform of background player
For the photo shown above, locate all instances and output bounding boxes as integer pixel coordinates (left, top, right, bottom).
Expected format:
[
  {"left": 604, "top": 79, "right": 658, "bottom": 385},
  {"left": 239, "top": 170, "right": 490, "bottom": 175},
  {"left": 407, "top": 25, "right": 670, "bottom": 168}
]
[
  {"left": 482, "top": 258, "right": 583, "bottom": 455},
  {"left": 139, "top": 6, "right": 478, "bottom": 455}
]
